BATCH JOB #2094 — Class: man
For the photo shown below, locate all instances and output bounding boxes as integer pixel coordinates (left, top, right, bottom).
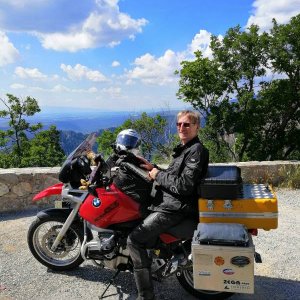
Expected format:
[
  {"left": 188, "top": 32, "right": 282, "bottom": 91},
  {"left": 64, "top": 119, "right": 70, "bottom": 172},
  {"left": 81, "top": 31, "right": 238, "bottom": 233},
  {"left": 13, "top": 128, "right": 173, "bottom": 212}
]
[{"left": 127, "top": 110, "right": 209, "bottom": 300}]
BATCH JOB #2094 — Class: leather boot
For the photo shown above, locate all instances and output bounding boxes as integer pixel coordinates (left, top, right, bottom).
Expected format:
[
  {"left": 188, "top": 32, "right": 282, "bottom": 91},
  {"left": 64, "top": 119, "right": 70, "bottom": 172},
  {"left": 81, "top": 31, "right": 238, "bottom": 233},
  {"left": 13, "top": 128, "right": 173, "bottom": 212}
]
[{"left": 134, "top": 268, "right": 155, "bottom": 300}]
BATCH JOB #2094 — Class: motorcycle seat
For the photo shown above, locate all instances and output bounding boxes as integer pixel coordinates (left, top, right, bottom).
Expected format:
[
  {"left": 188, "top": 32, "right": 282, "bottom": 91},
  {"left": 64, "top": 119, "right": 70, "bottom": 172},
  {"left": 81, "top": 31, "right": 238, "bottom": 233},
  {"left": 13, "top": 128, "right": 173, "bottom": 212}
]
[{"left": 165, "top": 218, "right": 198, "bottom": 239}]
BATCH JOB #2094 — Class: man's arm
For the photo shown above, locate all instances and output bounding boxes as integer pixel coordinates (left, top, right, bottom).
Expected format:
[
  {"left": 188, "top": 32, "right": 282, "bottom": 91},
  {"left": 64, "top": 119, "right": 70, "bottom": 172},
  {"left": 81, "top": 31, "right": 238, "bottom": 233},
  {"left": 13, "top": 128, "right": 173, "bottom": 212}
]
[{"left": 154, "top": 146, "right": 207, "bottom": 196}]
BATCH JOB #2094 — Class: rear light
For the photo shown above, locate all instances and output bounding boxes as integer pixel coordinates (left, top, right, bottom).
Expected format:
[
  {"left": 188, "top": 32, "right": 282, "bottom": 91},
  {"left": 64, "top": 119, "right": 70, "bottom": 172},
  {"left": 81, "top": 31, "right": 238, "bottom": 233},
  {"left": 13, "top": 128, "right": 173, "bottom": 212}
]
[{"left": 248, "top": 229, "right": 258, "bottom": 236}]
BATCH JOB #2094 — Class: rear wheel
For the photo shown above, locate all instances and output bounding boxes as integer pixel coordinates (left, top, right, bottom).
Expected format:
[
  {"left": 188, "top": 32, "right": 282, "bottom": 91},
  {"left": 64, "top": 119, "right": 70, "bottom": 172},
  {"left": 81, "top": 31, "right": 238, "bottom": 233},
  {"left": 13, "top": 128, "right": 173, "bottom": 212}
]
[{"left": 27, "top": 216, "right": 84, "bottom": 271}]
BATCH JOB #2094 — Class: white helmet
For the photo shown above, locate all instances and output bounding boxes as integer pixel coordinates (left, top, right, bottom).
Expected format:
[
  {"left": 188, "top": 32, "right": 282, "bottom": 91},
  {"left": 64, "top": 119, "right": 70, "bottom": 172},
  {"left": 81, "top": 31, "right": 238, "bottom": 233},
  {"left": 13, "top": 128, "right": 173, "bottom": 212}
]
[{"left": 116, "top": 129, "right": 141, "bottom": 152}]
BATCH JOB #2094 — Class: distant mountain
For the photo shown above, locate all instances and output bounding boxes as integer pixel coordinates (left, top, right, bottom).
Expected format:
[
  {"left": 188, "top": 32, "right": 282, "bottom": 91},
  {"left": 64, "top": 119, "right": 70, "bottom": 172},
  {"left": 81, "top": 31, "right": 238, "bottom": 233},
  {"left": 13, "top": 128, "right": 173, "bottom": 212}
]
[
  {"left": 30, "top": 111, "right": 133, "bottom": 133},
  {"left": 57, "top": 111, "right": 180, "bottom": 155},
  {"left": 59, "top": 130, "right": 87, "bottom": 155},
  {"left": 59, "top": 127, "right": 121, "bottom": 155},
  {"left": 1, "top": 108, "right": 206, "bottom": 155}
]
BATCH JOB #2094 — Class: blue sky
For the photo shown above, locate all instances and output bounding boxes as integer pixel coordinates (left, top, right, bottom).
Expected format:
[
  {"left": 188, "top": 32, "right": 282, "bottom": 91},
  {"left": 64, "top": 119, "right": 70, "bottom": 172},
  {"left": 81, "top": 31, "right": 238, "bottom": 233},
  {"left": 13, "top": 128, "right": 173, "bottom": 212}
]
[{"left": 1, "top": 0, "right": 300, "bottom": 112}]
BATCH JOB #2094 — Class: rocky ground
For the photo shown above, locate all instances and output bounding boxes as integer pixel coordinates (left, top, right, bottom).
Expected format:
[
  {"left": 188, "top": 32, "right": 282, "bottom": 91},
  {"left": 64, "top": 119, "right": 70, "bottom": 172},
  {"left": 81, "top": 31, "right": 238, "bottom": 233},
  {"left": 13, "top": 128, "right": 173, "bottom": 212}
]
[{"left": 0, "top": 188, "right": 299, "bottom": 300}]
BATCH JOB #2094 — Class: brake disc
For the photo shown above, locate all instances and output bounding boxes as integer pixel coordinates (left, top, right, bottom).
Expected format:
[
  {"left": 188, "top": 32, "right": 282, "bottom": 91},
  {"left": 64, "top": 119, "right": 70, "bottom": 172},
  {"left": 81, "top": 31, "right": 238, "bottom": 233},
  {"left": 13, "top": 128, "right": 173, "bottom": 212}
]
[{"left": 40, "top": 225, "right": 78, "bottom": 259}]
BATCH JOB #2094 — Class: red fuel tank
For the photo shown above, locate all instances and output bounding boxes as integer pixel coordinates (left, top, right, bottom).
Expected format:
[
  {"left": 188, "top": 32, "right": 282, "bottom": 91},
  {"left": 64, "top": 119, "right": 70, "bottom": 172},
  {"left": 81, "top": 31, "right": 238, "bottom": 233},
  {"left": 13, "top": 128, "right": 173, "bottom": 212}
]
[{"left": 79, "top": 183, "right": 141, "bottom": 228}]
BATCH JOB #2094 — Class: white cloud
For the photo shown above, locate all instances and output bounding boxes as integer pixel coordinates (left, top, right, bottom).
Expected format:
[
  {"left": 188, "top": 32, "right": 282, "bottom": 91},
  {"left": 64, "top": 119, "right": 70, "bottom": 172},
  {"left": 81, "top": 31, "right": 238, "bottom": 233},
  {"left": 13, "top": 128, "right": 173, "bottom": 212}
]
[
  {"left": 101, "top": 86, "right": 122, "bottom": 97},
  {"left": 51, "top": 84, "right": 98, "bottom": 94},
  {"left": 60, "top": 63, "right": 107, "bottom": 82},
  {"left": 188, "top": 30, "right": 213, "bottom": 57},
  {"left": 0, "top": 0, "right": 147, "bottom": 52},
  {"left": 15, "top": 66, "right": 47, "bottom": 79},
  {"left": 186, "top": 29, "right": 223, "bottom": 59},
  {"left": 187, "top": 29, "right": 223, "bottom": 59},
  {"left": 39, "top": 32, "right": 95, "bottom": 53},
  {"left": 4, "top": 0, "right": 148, "bottom": 52},
  {"left": 8, "top": 83, "right": 99, "bottom": 94},
  {"left": 0, "top": 1, "right": 99, "bottom": 32},
  {"left": 126, "top": 50, "right": 181, "bottom": 85},
  {"left": 112, "top": 60, "right": 120, "bottom": 67},
  {"left": 88, "top": 87, "right": 98, "bottom": 93},
  {"left": 10, "top": 83, "right": 25, "bottom": 89},
  {"left": 124, "top": 29, "right": 223, "bottom": 85},
  {"left": 247, "top": 0, "right": 300, "bottom": 31},
  {"left": 0, "top": 31, "right": 19, "bottom": 66},
  {"left": 52, "top": 84, "right": 70, "bottom": 93}
]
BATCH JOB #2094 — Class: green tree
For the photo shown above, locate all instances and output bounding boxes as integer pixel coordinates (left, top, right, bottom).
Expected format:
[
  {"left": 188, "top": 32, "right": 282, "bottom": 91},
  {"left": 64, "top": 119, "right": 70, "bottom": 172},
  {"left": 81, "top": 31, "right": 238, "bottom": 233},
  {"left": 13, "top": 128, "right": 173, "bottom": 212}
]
[
  {"left": 20, "top": 125, "right": 65, "bottom": 167},
  {"left": 177, "top": 15, "right": 300, "bottom": 162},
  {"left": 130, "top": 112, "right": 168, "bottom": 160},
  {"left": 242, "top": 15, "right": 300, "bottom": 160},
  {"left": 0, "top": 94, "right": 42, "bottom": 166},
  {"left": 152, "top": 133, "right": 179, "bottom": 164},
  {"left": 97, "top": 119, "right": 134, "bottom": 158},
  {"left": 97, "top": 113, "right": 173, "bottom": 162},
  {"left": 0, "top": 94, "right": 66, "bottom": 168}
]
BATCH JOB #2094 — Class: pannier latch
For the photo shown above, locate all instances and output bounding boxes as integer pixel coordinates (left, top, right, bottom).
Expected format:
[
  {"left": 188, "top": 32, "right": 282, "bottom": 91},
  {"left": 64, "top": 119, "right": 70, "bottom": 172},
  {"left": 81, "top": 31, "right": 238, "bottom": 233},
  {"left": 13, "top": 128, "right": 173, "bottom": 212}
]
[
  {"left": 224, "top": 200, "right": 233, "bottom": 210},
  {"left": 207, "top": 200, "right": 214, "bottom": 210}
]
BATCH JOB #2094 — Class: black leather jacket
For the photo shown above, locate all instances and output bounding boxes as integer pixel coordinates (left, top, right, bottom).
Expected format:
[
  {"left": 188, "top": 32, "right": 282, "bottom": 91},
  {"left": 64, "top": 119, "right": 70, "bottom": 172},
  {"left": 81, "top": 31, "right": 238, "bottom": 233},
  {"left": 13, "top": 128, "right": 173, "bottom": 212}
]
[{"left": 152, "top": 136, "right": 209, "bottom": 216}]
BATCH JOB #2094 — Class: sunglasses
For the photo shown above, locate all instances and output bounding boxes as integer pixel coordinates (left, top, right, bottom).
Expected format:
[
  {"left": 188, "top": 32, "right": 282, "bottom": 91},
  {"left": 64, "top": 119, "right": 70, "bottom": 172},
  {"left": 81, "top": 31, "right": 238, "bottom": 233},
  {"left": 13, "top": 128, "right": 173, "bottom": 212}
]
[{"left": 176, "top": 122, "right": 195, "bottom": 128}]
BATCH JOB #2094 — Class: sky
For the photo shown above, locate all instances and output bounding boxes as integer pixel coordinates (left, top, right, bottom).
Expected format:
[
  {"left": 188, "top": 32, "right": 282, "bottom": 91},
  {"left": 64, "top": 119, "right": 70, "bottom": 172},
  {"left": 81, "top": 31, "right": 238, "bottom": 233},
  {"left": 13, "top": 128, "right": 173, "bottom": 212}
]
[{"left": 1, "top": 0, "right": 300, "bottom": 113}]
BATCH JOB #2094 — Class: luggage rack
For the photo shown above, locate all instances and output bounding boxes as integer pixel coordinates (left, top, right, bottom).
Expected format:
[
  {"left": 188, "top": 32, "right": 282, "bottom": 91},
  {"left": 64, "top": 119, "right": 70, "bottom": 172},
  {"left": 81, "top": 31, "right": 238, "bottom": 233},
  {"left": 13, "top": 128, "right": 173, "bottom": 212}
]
[
  {"left": 198, "top": 183, "right": 278, "bottom": 230},
  {"left": 242, "top": 184, "right": 274, "bottom": 199},
  {"left": 199, "top": 165, "right": 242, "bottom": 199}
]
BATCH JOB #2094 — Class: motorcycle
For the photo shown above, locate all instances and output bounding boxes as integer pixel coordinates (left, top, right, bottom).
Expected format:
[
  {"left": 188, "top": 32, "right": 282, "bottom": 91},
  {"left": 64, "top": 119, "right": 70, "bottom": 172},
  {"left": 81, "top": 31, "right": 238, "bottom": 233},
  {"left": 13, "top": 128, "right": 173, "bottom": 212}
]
[{"left": 27, "top": 133, "right": 257, "bottom": 300}]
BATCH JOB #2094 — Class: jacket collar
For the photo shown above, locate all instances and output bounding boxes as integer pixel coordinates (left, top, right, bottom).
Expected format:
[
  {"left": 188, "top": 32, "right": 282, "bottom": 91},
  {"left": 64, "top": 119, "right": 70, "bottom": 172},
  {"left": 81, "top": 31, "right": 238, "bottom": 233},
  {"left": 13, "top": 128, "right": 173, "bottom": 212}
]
[{"left": 173, "top": 136, "right": 200, "bottom": 157}]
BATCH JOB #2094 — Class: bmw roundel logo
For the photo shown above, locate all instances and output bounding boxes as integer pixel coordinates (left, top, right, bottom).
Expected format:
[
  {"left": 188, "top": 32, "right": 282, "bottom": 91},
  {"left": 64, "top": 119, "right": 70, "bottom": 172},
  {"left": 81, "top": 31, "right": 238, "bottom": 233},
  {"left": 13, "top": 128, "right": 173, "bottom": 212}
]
[{"left": 92, "top": 198, "right": 101, "bottom": 208}]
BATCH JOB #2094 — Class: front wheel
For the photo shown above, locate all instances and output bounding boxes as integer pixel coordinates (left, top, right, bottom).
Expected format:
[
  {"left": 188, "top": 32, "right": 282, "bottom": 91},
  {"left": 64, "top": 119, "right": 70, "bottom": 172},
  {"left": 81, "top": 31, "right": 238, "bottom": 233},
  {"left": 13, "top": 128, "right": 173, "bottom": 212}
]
[
  {"left": 27, "top": 216, "right": 85, "bottom": 271},
  {"left": 177, "top": 268, "right": 233, "bottom": 300}
]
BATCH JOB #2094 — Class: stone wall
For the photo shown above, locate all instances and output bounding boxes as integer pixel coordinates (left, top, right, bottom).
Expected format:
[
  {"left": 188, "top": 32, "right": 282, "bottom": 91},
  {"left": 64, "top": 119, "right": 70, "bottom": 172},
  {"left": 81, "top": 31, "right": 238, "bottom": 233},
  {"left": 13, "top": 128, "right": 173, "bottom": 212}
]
[
  {"left": 0, "top": 167, "right": 60, "bottom": 212},
  {"left": 0, "top": 161, "right": 299, "bottom": 213}
]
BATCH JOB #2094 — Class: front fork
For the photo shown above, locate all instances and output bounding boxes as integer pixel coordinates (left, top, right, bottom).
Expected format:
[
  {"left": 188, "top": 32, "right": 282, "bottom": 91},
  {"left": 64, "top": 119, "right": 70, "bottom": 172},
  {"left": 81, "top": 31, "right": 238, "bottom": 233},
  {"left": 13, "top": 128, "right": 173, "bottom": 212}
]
[{"left": 50, "top": 202, "right": 81, "bottom": 251}]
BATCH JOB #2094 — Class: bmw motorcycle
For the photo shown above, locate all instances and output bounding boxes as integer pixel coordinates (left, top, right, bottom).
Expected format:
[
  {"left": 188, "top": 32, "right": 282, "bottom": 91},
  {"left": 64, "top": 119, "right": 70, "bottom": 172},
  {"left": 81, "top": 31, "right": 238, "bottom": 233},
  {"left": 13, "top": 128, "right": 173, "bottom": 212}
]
[{"left": 27, "top": 133, "right": 233, "bottom": 299}]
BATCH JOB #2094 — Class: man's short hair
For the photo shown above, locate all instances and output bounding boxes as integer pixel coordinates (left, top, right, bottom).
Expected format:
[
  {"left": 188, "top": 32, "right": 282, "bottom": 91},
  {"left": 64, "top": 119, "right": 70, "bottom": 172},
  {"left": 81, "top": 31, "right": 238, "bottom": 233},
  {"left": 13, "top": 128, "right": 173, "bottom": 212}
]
[{"left": 177, "top": 110, "right": 200, "bottom": 126}]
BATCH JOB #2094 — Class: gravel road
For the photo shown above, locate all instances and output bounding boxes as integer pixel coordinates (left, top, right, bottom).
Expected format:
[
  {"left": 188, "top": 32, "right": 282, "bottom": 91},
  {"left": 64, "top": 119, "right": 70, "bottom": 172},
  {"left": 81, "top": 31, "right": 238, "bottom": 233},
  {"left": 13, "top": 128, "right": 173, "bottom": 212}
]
[{"left": 0, "top": 189, "right": 299, "bottom": 300}]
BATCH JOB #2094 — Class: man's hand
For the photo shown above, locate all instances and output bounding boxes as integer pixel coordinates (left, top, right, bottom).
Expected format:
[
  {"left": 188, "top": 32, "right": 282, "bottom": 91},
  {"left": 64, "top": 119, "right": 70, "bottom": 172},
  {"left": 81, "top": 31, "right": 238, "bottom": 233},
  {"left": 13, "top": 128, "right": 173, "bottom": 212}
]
[
  {"left": 136, "top": 155, "right": 154, "bottom": 171},
  {"left": 148, "top": 168, "right": 160, "bottom": 181}
]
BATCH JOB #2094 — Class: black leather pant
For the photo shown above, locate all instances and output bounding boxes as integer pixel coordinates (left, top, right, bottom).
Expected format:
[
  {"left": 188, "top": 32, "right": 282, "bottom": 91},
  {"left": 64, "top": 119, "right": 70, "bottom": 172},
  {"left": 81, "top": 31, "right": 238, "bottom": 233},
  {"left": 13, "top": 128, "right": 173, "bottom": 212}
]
[{"left": 127, "top": 211, "right": 184, "bottom": 299}]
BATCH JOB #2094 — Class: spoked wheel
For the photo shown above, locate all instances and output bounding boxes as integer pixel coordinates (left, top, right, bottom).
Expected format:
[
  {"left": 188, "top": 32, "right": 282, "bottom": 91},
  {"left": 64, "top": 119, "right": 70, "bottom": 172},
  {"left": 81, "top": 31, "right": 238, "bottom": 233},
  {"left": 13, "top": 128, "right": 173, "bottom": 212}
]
[
  {"left": 177, "top": 267, "right": 233, "bottom": 300},
  {"left": 27, "top": 217, "right": 84, "bottom": 271}
]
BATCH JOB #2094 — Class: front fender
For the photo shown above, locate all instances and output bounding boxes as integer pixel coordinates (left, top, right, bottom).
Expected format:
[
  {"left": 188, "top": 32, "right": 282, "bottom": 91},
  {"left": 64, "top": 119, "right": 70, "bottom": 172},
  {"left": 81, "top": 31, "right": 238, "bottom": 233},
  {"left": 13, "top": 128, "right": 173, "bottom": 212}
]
[
  {"left": 33, "top": 183, "right": 63, "bottom": 201},
  {"left": 37, "top": 208, "right": 74, "bottom": 220}
]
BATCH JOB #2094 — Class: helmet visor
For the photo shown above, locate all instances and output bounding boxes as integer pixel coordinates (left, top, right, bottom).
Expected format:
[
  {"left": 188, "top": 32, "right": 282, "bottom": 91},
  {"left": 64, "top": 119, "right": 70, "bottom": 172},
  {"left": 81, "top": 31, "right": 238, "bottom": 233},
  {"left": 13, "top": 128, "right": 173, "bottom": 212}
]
[{"left": 116, "top": 134, "right": 140, "bottom": 149}]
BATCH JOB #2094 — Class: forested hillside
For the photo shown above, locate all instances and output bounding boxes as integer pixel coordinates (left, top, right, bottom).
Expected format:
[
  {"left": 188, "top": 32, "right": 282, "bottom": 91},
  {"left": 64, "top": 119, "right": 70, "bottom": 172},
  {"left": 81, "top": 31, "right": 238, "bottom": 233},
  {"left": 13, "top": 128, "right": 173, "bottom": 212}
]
[{"left": 59, "top": 131, "right": 86, "bottom": 155}]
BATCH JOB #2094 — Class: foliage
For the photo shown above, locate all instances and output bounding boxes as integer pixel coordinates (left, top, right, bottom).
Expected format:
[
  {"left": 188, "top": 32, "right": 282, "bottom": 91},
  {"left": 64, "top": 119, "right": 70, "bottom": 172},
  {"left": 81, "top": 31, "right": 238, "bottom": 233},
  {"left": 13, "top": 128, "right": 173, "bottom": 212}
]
[
  {"left": 97, "top": 112, "right": 175, "bottom": 162},
  {"left": 0, "top": 94, "right": 65, "bottom": 168},
  {"left": 176, "top": 15, "right": 300, "bottom": 162},
  {"left": 152, "top": 133, "right": 179, "bottom": 164},
  {"left": 20, "top": 126, "right": 65, "bottom": 167},
  {"left": 96, "top": 119, "right": 133, "bottom": 158},
  {"left": 246, "top": 80, "right": 300, "bottom": 160},
  {"left": 130, "top": 112, "right": 168, "bottom": 160},
  {"left": 278, "top": 165, "right": 300, "bottom": 189},
  {"left": 0, "top": 94, "right": 42, "bottom": 165},
  {"left": 175, "top": 51, "right": 228, "bottom": 116}
]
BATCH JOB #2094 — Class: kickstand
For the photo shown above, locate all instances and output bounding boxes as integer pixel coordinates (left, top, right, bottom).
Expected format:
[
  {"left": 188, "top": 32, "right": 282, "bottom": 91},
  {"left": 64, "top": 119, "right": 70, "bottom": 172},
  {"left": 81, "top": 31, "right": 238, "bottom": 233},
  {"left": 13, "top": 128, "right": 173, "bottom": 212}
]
[{"left": 99, "top": 269, "right": 121, "bottom": 299}]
